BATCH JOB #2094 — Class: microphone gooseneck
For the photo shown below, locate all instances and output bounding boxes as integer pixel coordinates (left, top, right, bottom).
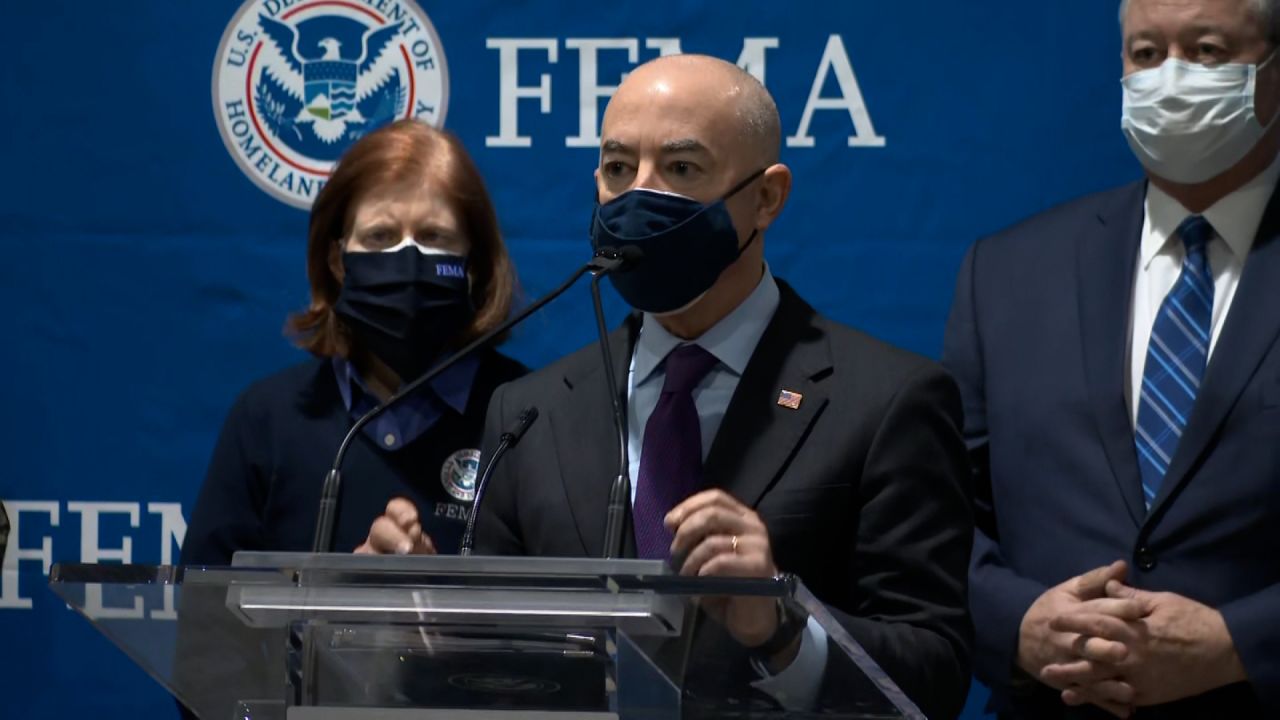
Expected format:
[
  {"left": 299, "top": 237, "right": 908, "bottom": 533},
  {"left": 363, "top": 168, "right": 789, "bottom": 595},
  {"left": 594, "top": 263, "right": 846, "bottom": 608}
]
[
  {"left": 460, "top": 406, "right": 539, "bottom": 556},
  {"left": 312, "top": 247, "right": 642, "bottom": 554},
  {"left": 591, "top": 248, "right": 640, "bottom": 559},
  {"left": 312, "top": 258, "right": 602, "bottom": 554}
]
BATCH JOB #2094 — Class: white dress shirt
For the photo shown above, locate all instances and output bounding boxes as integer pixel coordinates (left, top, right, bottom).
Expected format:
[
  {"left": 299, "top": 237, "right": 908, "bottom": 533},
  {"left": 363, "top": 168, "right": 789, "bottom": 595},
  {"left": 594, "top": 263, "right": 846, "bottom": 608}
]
[{"left": 1127, "top": 155, "right": 1280, "bottom": 424}]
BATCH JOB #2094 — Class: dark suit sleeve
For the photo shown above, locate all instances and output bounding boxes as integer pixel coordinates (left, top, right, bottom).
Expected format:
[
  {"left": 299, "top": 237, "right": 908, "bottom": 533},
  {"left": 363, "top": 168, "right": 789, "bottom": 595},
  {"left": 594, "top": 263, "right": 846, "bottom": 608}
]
[
  {"left": 472, "top": 382, "right": 526, "bottom": 556},
  {"left": 0, "top": 500, "right": 9, "bottom": 565},
  {"left": 941, "top": 242, "right": 1047, "bottom": 694},
  {"left": 836, "top": 361, "right": 974, "bottom": 720},
  {"left": 1221, "top": 583, "right": 1280, "bottom": 711},
  {"left": 181, "top": 390, "right": 267, "bottom": 566}
]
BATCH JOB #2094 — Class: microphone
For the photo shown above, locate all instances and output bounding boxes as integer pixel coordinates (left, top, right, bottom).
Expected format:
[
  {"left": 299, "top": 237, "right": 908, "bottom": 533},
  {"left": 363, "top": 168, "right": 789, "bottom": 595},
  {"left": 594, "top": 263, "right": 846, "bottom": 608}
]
[
  {"left": 459, "top": 406, "right": 539, "bottom": 556},
  {"left": 311, "top": 248, "right": 638, "bottom": 553},
  {"left": 589, "top": 247, "right": 643, "bottom": 559},
  {"left": 604, "top": 244, "right": 643, "bottom": 269}
]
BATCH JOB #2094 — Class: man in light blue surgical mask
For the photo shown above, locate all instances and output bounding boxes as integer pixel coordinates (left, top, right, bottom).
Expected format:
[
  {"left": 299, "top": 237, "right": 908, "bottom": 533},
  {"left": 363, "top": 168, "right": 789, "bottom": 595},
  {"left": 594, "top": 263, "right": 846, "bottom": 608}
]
[
  {"left": 364, "top": 53, "right": 975, "bottom": 719},
  {"left": 944, "top": 1, "right": 1280, "bottom": 718},
  {"left": 1121, "top": 0, "right": 1280, "bottom": 201}
]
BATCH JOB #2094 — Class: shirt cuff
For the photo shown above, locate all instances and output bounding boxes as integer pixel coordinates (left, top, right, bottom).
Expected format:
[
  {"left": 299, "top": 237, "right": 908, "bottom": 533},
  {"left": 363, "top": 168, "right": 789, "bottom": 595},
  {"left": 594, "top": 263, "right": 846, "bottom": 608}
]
[{"left": 748, "top": 616, "right": 829, "bottom": 710}]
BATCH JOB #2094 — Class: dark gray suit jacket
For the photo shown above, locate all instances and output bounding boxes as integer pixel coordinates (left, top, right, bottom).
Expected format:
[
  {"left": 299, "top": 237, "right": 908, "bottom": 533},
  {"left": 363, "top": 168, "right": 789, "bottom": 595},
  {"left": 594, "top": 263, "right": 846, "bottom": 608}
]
[{"left": 475, "top": 278, "right": 975, "bottom": 719}]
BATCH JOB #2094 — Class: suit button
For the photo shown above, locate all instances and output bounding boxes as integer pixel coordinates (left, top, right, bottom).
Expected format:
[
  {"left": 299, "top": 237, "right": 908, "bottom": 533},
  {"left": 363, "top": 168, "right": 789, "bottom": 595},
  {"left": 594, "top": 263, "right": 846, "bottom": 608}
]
[{"left": 1135, "top": 547, "right": 1157, "bottom": 571}]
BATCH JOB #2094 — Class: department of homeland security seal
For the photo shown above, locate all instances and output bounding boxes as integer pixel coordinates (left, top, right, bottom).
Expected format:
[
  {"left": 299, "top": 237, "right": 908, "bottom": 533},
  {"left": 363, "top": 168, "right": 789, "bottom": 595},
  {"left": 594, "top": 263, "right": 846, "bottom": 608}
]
[
  {"left": 212, "top": 0, "right": 449, "bottom": 209},
  {"left": 440, "top": 448, "right": 480, "bottom": 503}
]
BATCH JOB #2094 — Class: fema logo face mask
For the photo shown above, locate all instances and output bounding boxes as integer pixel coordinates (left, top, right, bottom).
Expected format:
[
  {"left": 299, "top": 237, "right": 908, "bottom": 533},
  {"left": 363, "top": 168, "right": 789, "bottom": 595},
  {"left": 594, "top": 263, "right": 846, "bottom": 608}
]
[
  {"left": 589, "top": 169, "right": 766, "bottom": 315},
  {"left": 334, "top": 244, "right": 475, "bottom": 382}
]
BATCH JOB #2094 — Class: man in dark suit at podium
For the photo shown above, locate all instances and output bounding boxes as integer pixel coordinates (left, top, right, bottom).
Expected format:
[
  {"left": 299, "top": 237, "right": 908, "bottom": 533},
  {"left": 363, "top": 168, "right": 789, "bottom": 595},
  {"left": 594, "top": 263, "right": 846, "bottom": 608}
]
[
  {"left": 943, "top": 0, "right": 1280, "bottom": 717},
  {"left": 364, "top": 54, "right": 974, "bottom": 719}
]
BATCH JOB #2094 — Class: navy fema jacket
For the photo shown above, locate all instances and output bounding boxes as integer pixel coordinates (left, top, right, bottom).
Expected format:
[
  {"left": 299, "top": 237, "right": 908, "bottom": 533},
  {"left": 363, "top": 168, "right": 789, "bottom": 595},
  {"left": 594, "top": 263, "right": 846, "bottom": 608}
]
[{"left": 182, "top": 349, "right": 527, "bottom": 564}]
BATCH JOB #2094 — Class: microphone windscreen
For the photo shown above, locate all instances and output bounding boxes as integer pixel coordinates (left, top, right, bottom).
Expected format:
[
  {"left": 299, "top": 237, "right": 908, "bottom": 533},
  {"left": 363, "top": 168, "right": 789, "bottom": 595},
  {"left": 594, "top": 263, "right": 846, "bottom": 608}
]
[{"left": 616, "top": 245, "right": 644, "bottom": 269}]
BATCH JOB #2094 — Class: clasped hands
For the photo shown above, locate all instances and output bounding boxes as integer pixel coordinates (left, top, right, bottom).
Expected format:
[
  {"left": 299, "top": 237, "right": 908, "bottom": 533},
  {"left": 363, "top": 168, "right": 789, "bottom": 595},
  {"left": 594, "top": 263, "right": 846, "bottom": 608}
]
[{"left": 1017, "top": 560, "right": 1246, "bottom": 717}]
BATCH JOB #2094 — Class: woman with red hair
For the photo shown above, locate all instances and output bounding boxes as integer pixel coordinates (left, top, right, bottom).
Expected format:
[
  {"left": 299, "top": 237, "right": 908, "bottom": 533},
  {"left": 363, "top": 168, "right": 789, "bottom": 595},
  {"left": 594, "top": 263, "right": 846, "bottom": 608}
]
[{"left": 183, "top": 120, "right": 526, "bottom": 563}]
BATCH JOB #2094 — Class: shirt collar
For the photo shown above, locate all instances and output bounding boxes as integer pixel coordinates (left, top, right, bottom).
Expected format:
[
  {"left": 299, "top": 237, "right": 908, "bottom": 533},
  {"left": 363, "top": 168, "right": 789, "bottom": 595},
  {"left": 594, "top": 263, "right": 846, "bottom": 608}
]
[
  {"left": 631, "top": 264, "right": 781, "bottom": 387},
  {"left": 332, "top": 353, "right": 479, "bottom": 416},
  {"left": 1143, "top": 153, "right": 1280, "bottom": 268}
]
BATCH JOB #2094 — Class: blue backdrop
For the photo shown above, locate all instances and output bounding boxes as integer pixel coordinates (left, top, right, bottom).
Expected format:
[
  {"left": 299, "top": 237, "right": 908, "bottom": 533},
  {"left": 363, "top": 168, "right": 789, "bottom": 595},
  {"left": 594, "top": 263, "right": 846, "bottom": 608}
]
[{"left": 0, "top": 2, "right": 1140, "bottom": 718}]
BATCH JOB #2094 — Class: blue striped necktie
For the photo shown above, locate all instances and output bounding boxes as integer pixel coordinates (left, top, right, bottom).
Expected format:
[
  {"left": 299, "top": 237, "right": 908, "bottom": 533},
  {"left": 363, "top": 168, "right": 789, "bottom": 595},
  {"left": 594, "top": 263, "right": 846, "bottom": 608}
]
[{"left": 1135, "top": 215, "right": 1215, "bottom": 509}]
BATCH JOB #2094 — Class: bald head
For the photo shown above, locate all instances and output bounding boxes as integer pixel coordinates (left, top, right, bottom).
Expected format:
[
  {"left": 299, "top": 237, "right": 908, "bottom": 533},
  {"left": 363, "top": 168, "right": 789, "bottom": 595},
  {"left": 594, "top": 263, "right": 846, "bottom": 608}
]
[
  {"left": 608, "top": 54, "right": 782, "bottom": 166},
  {"left": 594, "top": 53, "right": 793, "bottom": 338}
]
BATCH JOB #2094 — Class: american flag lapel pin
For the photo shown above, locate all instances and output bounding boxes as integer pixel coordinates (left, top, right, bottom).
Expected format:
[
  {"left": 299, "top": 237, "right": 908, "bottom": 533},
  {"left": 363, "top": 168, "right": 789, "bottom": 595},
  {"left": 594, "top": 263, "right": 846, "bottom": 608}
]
[{"left": 776, "top": 389, "right": 803, "bottom": 410}]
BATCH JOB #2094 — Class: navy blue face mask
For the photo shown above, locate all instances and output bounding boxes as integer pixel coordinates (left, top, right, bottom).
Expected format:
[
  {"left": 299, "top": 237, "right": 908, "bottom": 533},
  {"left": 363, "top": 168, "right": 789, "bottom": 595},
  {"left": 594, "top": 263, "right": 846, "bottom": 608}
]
[
  {"left": 590, "top": 168, "right": 765, "bottom": 314},
  {"left": 334, "top": 247, "right": 474, "bottom": 382}
]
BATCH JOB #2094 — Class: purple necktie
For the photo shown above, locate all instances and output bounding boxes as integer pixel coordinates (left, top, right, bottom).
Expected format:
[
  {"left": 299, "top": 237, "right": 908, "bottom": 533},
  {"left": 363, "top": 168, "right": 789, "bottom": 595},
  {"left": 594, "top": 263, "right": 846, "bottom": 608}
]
[{"left": 633, "top": 344, "right": 721, "bottom": 559}]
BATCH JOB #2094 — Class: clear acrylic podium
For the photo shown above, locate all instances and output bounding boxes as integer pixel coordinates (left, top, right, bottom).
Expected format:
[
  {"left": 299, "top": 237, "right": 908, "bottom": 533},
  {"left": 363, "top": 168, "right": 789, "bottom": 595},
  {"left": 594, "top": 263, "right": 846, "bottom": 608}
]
[{"left": 49, "top": 553, "right": 925, "bottom": 719}]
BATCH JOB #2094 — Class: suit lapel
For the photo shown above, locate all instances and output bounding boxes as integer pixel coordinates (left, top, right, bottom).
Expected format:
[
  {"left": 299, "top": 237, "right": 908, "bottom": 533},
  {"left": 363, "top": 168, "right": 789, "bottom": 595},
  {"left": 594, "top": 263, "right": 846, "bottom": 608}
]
[
  {"left": 704, "top": 282, "right": 832, "bottom": 509},
  {"left": 556, "top": 283, "right": 832, "bottom": 553},
  {"left": 552, "top": 315, "right": 640, "bottom": 557},
  {"left": 1148, "top": 186, "right": 1280, "bottom": 517},
  {"left": 1077, "top": 182, "right": 1148, "bottom": 527}
]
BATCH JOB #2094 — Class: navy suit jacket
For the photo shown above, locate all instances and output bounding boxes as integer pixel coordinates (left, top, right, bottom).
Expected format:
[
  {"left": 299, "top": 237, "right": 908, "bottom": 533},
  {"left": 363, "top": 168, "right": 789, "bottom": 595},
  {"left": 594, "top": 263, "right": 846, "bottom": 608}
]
[{"left": 943, "top": 181, "right": 1280, "bottom": 718}]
